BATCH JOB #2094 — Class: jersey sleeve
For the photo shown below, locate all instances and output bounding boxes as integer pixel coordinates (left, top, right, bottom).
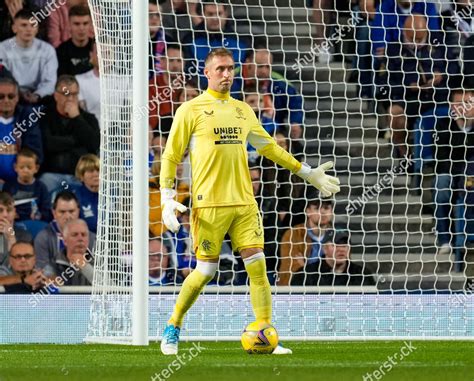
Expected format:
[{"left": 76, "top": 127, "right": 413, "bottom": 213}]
[
  {"left": 246, "top": 104, "right": 302, "bottom": 173},
  {"left": 160, "top": 102, "right": 194, "bottom": 189}
]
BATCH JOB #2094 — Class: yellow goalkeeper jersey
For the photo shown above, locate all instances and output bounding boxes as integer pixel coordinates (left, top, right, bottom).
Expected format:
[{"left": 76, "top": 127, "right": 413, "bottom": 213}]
[{"left": 160, "top": 88, "right": 301, "bottom": 208}]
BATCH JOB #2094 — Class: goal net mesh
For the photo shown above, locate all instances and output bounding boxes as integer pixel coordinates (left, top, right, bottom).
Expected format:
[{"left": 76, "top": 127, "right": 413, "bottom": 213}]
[{"left": 87, "top": 0, "right": 474, "bottom": 342}]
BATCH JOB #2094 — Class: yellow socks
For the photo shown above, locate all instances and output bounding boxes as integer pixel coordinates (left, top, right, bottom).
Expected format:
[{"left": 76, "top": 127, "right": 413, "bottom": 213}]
[
  {"left": 168, "top": 267, "right": 214, "bottom": 327},
  {"left": 244, "top": 253, "right": 272, "bottom": 324}
]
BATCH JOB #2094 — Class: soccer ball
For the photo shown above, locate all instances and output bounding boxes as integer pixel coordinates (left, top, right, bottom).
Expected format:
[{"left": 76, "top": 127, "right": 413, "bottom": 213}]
[{"left": 241, "top": 321, "right": 279, "bottom": 354}]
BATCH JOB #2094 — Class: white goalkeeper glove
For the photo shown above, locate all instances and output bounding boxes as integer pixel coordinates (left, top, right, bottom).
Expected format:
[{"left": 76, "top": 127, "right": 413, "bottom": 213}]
[
  {"left": 161, "top": 188, "right": 187, "bottom": 233},
  {"left": 297, "top": 161, "right": 340, "bottom": 197}
]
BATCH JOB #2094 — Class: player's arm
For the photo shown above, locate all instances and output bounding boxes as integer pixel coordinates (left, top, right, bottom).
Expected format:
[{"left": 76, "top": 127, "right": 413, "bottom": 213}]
[
  {"left": 160, "top": 103, "right": 194, "bottom": 232},
  {"left": 246, "top": 108, "right": 340, "bottom": 197}
]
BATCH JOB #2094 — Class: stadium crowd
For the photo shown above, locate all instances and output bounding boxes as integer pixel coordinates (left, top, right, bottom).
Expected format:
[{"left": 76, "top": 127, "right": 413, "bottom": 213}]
[{"left": 0, "top": 0, "right": 472, "bottom": 292}]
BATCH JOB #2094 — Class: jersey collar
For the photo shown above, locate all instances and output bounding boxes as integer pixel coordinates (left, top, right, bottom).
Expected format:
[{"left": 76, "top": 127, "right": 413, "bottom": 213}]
[{"left": 206, "top": 88, "right": 230, "bottom": 101}]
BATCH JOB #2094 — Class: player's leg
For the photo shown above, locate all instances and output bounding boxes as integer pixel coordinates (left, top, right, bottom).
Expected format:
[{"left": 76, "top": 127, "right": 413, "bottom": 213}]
[
  {"left": 161, "top": 207, "right": 229, "bottom": 355},
  {"left": 230, "top": 204, "right": 292, "bottom": 354}
]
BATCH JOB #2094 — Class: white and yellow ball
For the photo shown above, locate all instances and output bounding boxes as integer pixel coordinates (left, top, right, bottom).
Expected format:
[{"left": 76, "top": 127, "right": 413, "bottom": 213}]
[{"left": 241, "top": 321, "right": 279, "bottom": 354}]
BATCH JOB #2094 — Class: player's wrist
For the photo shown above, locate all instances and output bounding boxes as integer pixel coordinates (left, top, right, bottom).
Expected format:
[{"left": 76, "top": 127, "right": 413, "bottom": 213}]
[
  {"left": 296, "top": 163, "right": 311, "bottom": 180},
  {"left": 161, "top": 188, "right": 176, "bottom": 201}
]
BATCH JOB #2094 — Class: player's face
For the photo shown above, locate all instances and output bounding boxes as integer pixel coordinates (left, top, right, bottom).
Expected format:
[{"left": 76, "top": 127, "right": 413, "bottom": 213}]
[
  {"left": 203, "top": 4, "right": 227, "bottom": 31},
  {"left": 70, "top": 15, "right": 91, "bottom": 43},
  {"left": 9, "top": 243, "right": 36, "bottom": 273},
  {"left": 0, "top": 83, "right": 19, "bottom": 118},
  {"left": 65, "top": 222, "right": 89, "bottom": 255},
  {"left": 205, "top": 55, "right": 235, "bottom": 93},
  {"left": 14, "top": 156, "right": 38, "bottom": 184},
  {"left": 53, "top": 199, "right": 80, "bottom": 230},
  {"left": 12, "top": 18, "right": 38, "bottom": 43}
]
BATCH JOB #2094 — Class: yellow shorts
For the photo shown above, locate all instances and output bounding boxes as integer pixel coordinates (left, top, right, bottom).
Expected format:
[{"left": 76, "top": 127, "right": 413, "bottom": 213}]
[{"left": 191, "top": 204, "right": 264, "bottom": 260}]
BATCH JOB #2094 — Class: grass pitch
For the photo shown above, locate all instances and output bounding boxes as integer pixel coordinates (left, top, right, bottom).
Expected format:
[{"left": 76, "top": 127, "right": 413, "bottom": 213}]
[{"left": 0, "top": 341, "right": 472, "bottom": 381}]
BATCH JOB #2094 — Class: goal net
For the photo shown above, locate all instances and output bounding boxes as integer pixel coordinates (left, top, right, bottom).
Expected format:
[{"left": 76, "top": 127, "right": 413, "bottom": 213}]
[{"left": 87, "top": 0, "right": 474, "bottom": 344}]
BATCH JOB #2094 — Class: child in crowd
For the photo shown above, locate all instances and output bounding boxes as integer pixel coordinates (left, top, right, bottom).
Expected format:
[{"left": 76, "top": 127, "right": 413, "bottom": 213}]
[
  {"left": 73, "top": 154, "right": 99, "bottom": 233},
  {"left": 3, "top": 148, "right": 50, "bottom": 221}
]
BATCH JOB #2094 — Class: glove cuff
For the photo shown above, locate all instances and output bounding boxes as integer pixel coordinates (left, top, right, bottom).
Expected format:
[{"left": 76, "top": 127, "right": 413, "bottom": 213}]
[
  {"left": 161, "top": 188, "right": 176, "bottom": 201},
  {"left": 296, "top": 163, "right": 311, "bottom": 180}
]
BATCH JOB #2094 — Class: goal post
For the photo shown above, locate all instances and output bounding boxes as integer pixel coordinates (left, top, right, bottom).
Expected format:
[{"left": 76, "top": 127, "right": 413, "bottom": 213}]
[{"left": 85, "top": 0, "right": 149, "bottom": 345}]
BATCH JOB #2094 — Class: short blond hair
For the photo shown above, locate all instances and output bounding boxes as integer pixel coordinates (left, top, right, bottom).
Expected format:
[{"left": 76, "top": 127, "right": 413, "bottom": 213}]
[{"left": 75, "top": 154, "right": 100, "bottom": 180}]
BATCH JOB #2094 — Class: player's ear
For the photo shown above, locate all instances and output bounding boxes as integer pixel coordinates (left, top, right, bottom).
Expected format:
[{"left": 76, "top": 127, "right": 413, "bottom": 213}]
[{"left": 204, "top": 66, "right": 210, "bottom": 80}]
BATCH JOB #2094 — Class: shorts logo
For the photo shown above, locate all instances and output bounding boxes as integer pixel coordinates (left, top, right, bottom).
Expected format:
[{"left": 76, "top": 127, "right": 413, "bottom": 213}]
[{"left": 201, "top": 239, "right": 212, "bottom": 252}]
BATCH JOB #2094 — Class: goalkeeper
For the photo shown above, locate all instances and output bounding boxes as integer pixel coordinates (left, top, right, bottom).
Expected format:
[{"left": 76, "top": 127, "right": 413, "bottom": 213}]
[{"left": 160, "top": 48, "right": 340, "bottom": 355}]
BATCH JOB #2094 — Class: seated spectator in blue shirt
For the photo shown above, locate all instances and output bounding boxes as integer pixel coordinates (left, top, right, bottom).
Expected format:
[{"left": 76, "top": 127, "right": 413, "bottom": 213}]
[
  {"left": 371, "top": 0, "right": 440, "bottom": 58},
  {"left": 149, "top": 237, "right": 182, "bottom": 285},
  {"left": 0, "top": 76, "right": 43, "bottom": 183},
  {"left": 231, "top": 47, "right": 304, "bottom": 144},
  {"left": 291, "top": 229, "right": 376, "bottom": 286},
  {"left": 386, "top": 14, "right": 448, "bottom": 158},
  {"left": 0, "top": 191, "right": 32, "bottom": 266},
  {"left": 0, "top": 240, "right": 47, "bottom": 293},
  {"left": 3, "top": 147, "right": 50, "bottom": 222},
  {"left": 73, "top": 154, "right": 99, "bottom": 233},
  {"left": 182, "top": 0, "right": 249, "bottom": 89}
]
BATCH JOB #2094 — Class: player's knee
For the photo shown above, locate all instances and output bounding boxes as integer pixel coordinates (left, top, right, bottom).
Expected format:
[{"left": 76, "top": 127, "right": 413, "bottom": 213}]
[{"left": 195, "top": 260, "right": 218, "bottom": 280}]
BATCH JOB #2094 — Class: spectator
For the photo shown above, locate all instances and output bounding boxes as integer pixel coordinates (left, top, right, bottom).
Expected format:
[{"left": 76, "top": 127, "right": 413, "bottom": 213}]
[
  {"left": 371, "top": 0, "right": 440, "bottom": 58},
  {"left": 56, "top": 5, "right": 94, "bottom": 76},
  {"left": 161, "top": 0, "right": 202, "bottom": 42},
  {"left": 259, "top": 131, "right": 305, "bottom": 231},
  {"left": 440, "top": 0, "right": 473, "bottom": 60},
  {"left": 47, "top": 0, "right": 92, "bottom": 48},
  {"left": 291, "top": 229, "right": 376, "bottom": 286},
  {"left": 0, "top": 76, "right": 43, "bottom": 183},
  {"left": 173, "top": 197, "right": 195, "bottom": 279},
  {"left": 433, "top": 86, "right": 474, "bottom": 255},
  {"left": 0, "top": 191, "right": 32, "bottom": 266},
  {"left": 49, "top": 218, "right": 94, "bottom": 285},
  {"left": 39, "top": 75, "right": 100, "bottom": 193},
  {"left": 182, "top": 0, "right": 249, "bottom": 88},
  {"left": 76, "top": 39, "right": 100, "bottom": 125},
  {"left": 149, "top": 237, "right": 180, "bottom": 285},
  {"left": 0, "top": 240, "right": 46, "bottom": 293},
  {"left": 149, "top": 0, "right": 174, "bottom": 78},
  {"left": 231, "top": 47, "right": 304, "bottom": 143},
  {"left": 3, "top": 147, "right": 50, "bottom": 222},
  {"left": 0, "top": 1, "right": 47, "bottom": 42},
  {"left": 386, "top": 14, "right": 448, "bottom": 158},
  {"left": 149, "top": 43, "right": 185, "bottom": 135},
  {"left": 312, "top": 0, "right": 335, "bottom": 63},
  {"left": 277, "top": 198, "right": 334, "bottom": 286},
  {"left": 0, "top": 8, "right": 57, "bottom": 104},
  {"left": 177, "top": 79, "right": 200, "bottom": 104},
  {"left": 34, "top": 190, "right": 95, "bottom": 273},
  {"left": 249, "top": 165, "right": 278, "bottom": 282},
  {"left": 244, "top": 87, "right": 277, "bottom": 161},
  {"left": 73, "top": 154, "right": 99, "bottom": 234}
]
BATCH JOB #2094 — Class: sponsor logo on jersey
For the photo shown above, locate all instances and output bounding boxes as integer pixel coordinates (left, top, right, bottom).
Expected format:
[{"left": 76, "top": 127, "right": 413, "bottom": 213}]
[
  {"left": 204, "top": 110, "right": 214, "bottom": 116},
  {"left": 213, "top": 127, "right": 243, "bottom": 145}
]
